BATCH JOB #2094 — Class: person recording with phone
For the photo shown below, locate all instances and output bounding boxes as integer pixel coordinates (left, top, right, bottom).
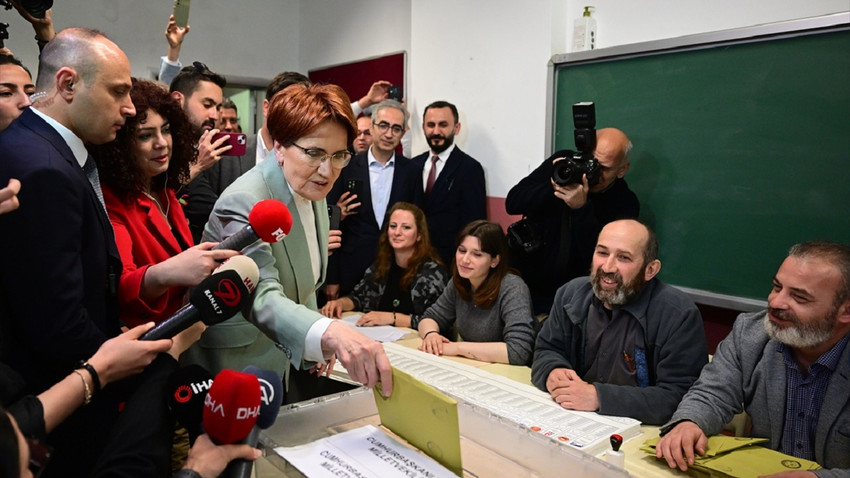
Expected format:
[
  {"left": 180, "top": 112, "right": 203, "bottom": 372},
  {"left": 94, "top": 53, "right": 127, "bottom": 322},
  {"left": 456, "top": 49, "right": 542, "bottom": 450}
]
[
  {"left": 89, "top": 79, "right": 239, "bottom": 328},
  {"left": 505, "top": 114, "right": 639, "bottom": 316},
  {"left": 167, "top": 61, "right": 232, "bottom": 242}
]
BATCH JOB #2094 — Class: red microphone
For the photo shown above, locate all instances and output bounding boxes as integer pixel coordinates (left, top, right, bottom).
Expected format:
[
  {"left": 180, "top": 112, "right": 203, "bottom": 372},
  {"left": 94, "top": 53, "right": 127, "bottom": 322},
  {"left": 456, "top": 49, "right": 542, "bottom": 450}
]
[
  {"left": 212, "top": 199, "right": 293, "bottom": 251},
  {"left": 202, "top": 370, "right": 261, "bottom": 444}
]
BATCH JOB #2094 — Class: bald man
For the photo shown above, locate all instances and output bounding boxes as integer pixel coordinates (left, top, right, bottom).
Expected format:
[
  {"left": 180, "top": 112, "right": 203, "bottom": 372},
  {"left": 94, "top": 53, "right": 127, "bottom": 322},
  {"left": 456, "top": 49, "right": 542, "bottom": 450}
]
[
  {"left": 0, "top": 27, "right": 136, "bottom": 476},
  {"left": 531, "top": 219, "right": 708, "bottom": 425},
  {"left": 506, "top": 128, "right": 640, "bottom": 315}
]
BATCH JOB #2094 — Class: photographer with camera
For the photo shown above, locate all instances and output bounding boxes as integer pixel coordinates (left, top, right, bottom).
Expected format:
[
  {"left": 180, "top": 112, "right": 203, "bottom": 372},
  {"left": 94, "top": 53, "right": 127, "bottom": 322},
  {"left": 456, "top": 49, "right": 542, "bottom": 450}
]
[{"left": 505, "top": 103, "right": 638, "bottom": 315}]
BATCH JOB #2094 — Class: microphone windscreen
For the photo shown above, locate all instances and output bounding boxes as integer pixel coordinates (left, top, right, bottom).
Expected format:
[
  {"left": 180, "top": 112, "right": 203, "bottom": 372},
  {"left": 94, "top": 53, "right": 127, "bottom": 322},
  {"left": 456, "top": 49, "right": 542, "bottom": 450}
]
[
  {"left": 248, "top": 199, "right": 293, "bottom": 243},
  {"left": 241, "top": 366, "right": 283, "bottom": 429},
  {"left": 188, "top": 256, "right": 258, "bottom": 327},
  {"left": 203, "top": 370, "right": 261, "bottom": 444},
  {"left": 214, "top": 255, "right": 260, "bottom": 293},
  {"left": 167, "top": 365, "right": 214, "bottom": 437}
]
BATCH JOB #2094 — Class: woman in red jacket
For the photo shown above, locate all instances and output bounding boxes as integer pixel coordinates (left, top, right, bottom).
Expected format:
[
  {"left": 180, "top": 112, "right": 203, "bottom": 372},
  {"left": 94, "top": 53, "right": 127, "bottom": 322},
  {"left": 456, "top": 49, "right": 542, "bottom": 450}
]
[{"left": 90, "top": 79, "right": 236, "bottom": 327}]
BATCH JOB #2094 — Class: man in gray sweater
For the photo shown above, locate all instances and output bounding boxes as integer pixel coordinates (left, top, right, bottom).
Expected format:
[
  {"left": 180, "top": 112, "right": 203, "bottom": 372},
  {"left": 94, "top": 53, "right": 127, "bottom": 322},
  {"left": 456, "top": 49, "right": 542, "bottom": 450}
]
[
  {"left": 656, "top": 241, "right": 850, "bottom": 477},
  {"left": 531, "top": 219, "right": 707, "bottom": 425}
]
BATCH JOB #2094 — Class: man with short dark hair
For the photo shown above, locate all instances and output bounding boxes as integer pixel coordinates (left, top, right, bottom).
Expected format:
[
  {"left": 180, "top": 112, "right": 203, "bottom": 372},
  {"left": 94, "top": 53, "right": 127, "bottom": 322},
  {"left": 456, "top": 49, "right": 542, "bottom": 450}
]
[
  {"left": 0, "top": 27, "right": 136, "bottom": 476},
  {"left": 218, "top": 97, "right": 240, "bottom": 132},
  {"left": 168, "top": 62, "right": 232, "bottom": 242},
  {"left": 531, "top": 219, "right": 707, "bottom": 425},
  {"left": 656, "top": 241, "right": 850, "bottom": 476},
  {"left": 412, "top": 100, "right": 486, "bottom": 266},
  {"left": 352, "top": 115, "right": 373, "bottom": 154}
]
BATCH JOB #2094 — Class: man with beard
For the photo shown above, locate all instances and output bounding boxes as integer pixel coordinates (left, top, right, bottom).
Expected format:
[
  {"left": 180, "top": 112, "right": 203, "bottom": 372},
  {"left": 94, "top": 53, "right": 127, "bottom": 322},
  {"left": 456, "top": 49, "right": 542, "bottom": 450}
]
[
  {"left": 168, "top": 62, "right": 233, "bottom": 242},
  {"left": 326, "top": 100, "right": 422, "bottom": 298},
  {"left": 506, "top": 127, "right": 639, "bottom": 315},
  {"left": 531, "top": 219, "right": 707, "bottom": 425},
  {"left": 656, "top": 241, "right": 850, "bottom": 476},
  {"left": 413, "top": 101, "right": 486, "bottom": 267}
]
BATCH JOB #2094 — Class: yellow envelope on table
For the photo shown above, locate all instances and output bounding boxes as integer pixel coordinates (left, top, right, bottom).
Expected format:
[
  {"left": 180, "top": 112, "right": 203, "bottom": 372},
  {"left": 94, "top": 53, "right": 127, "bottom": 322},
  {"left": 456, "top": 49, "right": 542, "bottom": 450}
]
[
  {"left": 643, "top": 436, "right": 821, "bottom": 478},
  {"left": 373, "top": 367, "right": 463, "bottom": 476}
]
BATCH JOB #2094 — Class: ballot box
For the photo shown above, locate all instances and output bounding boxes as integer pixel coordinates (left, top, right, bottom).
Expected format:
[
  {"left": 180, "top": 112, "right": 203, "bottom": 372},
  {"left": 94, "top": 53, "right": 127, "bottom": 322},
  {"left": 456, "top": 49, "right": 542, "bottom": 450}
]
[{"left": 259, "top": 386, "right": 630, "bottom": 478}]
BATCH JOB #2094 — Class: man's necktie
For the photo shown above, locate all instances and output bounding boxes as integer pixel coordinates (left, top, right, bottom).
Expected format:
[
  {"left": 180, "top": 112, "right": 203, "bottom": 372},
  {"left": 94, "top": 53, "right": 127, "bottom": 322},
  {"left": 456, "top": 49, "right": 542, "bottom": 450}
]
[
  {"left": 425, "top": 154, "right": 439, "bottom": 195},
  {"left": 83, "top": 155, "right": 106, "bottom": 209}
]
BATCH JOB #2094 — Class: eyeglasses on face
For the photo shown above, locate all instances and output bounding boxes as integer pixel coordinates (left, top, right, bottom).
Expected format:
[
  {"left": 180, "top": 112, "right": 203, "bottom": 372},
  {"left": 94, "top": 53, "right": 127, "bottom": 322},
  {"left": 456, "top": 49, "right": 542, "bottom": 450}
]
[
  {"left": 372, "top": 121, "right": 404, "bottom": 136},
  {"left": 289, "top": 142, "right": 351, "bottom": 168}
]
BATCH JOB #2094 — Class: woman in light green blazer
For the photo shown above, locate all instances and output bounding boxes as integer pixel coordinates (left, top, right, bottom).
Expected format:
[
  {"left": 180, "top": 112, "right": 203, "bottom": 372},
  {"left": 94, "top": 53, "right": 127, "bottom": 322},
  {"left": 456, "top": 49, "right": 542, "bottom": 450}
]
[{"left": 181, "top": 84, "right": 393, "bottom": 397}]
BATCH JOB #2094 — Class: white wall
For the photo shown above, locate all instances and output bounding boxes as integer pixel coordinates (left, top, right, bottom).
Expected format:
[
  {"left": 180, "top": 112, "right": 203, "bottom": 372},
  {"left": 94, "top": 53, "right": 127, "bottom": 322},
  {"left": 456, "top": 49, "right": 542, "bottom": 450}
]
[
  {"left": 297, "top": 0, "right": 411, "bottom": 74},
  {"left": 3, "top": 0, "right": 300, "bottom": 82},
  {"left": 4, "top": 0, "right": 846, "bottom": 200},
  {"left": 564, "top": 0, "right": 850, "bottom": 51}
]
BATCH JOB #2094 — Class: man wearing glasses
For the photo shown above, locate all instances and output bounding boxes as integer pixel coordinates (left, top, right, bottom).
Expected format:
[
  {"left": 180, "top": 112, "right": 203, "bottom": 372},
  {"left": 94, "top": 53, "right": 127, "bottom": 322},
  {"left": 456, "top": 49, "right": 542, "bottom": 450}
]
[
  {"left": 325, "top": 99, "right": 423, "bottom": 300},
  {"left": 413, "top": 100, "right": 487, "bottom": 267}
]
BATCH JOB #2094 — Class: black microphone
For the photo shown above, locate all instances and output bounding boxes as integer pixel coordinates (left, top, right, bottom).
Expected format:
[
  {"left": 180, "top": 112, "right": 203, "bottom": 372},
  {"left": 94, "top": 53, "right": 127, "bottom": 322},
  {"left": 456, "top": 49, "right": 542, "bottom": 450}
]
[
  {"left": 166, "top": 364, "right": 214, "bottom": 441},
  {"left": 140, "top": 255, "right": 259, "bottom": 341},
  {"left": 224, "top": 366, "right": 283, "bottom": 478},
  {"left": 212, "top": 199, "right": 292, "bottom": 251}
]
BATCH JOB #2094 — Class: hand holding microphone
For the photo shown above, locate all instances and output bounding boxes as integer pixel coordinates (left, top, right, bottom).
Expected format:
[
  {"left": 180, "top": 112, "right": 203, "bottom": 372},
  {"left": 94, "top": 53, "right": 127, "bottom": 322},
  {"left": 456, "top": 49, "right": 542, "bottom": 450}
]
[
  {"left": 141, "top": 255, "right": 259, "bottom": 341},
  {"left": 212, "top": 199, "right": 293, "bottom": 251}
]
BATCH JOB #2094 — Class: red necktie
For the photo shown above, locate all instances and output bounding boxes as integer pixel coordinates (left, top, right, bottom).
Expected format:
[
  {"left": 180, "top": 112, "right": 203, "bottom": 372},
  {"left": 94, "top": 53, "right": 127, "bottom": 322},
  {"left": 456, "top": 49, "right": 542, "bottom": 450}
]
[{"left": 425, "top": 154, "right": 439, "bottom": 195}]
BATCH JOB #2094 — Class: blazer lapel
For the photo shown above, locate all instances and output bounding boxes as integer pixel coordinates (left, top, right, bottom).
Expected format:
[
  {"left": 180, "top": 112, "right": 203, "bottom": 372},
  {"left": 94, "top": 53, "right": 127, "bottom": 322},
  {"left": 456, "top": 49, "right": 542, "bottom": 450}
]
[
  {"left": 433, "top": 148, "right": 462, "bottom": 197},
  {"left": 259, "top": 159, "right": 318, "bottom": 301},
  {"left": 22, "top": 110, "right": 117, "bottom": 256},
  {"left": 141, "top": 195, "right": 183, "bottom": 254}
]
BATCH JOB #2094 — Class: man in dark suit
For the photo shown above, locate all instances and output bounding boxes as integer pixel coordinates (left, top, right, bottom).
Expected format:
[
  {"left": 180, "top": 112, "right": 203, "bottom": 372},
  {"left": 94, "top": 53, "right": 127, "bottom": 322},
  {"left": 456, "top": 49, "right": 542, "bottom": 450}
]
[
  {"left": 0, "top": 27, "right": 136, "bottom": 476},
  {"left": 413, "top": 101, "right": 487, "bottom": 267},
  {"left": 326, "top": 100, "right": 422, "bottom": 298}
]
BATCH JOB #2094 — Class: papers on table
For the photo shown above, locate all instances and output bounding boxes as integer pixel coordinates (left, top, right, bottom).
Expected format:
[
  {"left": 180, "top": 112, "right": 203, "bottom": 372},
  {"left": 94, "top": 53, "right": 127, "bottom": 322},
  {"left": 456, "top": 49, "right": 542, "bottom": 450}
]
[
  {"left": 339, "top": 313, "right": 407, "bottom": 342},
  {"left": 381, "top": 342, "right": 642, "bottom": 457},
  {"left": 275, "top": 425, "right": 459, "bottom": 478}
]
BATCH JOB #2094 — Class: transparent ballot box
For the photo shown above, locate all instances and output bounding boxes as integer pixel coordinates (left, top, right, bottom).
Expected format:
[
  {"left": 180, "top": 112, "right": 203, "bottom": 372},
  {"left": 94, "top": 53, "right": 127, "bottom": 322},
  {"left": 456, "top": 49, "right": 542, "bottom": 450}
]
[{"left": 259, "top": 386, "right": 631, "bottom": 478}]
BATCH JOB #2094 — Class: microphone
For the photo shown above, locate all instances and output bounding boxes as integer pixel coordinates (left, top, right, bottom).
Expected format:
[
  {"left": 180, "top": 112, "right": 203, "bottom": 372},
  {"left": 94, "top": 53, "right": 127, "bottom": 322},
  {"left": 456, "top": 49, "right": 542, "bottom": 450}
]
[
  {"left": 202, "top": 370, "right": 261, "bottom": 445},
  {"left": 212, "top": 199, "right": 293, "bottom": 251},
  {"left": 224, "top": 366, "right": 283, "bottom": 478},
  {"left": 140, "top": 255, "right": 259, "bottom": 341},
  {"left": 166, "top": 365, "right": 214, "bottom": 441}
]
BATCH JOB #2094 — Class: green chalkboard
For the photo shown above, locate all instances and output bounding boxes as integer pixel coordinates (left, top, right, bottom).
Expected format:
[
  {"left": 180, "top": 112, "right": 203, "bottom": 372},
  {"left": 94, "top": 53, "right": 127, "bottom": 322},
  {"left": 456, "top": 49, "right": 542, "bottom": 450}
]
[{"left": 553, "top": 28, "right": 850, "bottom": 302}]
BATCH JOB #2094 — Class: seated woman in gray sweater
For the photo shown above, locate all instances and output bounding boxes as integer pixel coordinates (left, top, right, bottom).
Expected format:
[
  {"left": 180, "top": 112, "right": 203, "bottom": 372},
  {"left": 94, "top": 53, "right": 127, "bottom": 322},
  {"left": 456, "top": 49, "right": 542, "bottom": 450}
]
[
  {"left": 418, "top": 220, "right": 537, "bottom": 365},
  {"left": 321, "top": 202, "right": 448, "bottom": 328}
]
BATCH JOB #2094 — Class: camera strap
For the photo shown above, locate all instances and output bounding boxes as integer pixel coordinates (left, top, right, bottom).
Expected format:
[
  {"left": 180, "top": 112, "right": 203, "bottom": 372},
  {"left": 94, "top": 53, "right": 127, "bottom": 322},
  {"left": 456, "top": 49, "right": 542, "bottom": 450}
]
[{"left": 555, "top": 208, "right": 572, "bottom": 271}]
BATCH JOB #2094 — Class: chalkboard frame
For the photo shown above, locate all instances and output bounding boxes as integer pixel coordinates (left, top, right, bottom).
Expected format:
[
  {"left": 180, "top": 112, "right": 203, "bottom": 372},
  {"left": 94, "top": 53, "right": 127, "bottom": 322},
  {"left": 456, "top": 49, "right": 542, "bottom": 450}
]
[{"left": 547, "top": 13, "right": 850, "bottom": 311}]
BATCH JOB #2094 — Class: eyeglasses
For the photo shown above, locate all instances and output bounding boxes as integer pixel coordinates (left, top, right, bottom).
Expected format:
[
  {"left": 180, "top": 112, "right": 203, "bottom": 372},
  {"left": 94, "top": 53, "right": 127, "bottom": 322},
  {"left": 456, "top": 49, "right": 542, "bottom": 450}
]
[
  {"left": 289, "top": 142, "right": 352, "bottom": 168},
  {"left": 373, "top": 121, "right": 404, "bottom": 136}
]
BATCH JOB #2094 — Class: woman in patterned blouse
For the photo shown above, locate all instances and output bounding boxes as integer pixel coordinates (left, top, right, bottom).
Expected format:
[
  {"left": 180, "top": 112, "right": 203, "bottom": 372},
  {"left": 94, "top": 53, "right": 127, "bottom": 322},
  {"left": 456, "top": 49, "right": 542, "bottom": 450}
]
[{"left": 320, "top": 202, "right": 448, "bottom": 328}]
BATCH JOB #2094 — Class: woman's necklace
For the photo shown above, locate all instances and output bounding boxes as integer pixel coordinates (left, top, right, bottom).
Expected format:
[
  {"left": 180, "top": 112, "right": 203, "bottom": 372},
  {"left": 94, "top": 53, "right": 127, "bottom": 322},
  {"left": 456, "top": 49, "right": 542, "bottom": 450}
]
[{"left": 144, "top": 190, "right": 171, "bottom": 226}]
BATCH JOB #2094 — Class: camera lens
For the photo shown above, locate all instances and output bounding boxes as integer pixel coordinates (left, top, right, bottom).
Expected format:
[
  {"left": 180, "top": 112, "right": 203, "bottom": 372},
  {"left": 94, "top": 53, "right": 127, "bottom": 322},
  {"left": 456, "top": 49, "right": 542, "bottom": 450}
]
[{"left": 552, "top": 157, "right": 581, "bottom": 186}]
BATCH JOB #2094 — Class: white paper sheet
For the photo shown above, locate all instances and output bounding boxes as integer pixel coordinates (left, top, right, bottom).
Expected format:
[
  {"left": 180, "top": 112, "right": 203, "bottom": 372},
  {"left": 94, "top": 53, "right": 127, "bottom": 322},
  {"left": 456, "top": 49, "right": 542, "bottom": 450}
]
[
  {"left": 274, "top": 425, "right": 458, "bottom": 478},
  {"left": 339, "top": 314, "right": 407, "bottom": 342}
]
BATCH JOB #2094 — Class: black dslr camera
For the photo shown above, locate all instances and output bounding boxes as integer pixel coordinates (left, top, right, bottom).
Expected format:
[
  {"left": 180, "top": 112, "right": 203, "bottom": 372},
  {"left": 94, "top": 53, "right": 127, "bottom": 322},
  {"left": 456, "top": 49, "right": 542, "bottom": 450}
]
[{"left": 551, "top": 102, "right": 600, "bottom": 187}]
